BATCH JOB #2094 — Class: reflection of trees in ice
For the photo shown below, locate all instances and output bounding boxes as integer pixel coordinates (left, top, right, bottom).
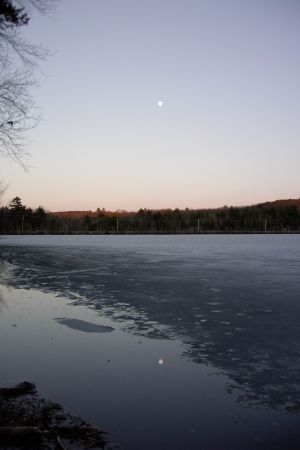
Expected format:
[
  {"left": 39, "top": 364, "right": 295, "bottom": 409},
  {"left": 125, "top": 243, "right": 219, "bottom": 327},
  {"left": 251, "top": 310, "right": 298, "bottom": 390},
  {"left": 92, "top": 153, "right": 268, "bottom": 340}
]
[{"left": 1, "top": 242, "right": 300, "bottom": 412}]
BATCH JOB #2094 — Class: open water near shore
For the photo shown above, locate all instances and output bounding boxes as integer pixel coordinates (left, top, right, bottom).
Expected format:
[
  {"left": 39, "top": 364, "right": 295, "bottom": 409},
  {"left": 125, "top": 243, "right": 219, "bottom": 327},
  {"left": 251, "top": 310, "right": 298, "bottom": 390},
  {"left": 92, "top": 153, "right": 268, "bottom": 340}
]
[{"left": 0, "top": 235, "right": 300, "bottom": 449}]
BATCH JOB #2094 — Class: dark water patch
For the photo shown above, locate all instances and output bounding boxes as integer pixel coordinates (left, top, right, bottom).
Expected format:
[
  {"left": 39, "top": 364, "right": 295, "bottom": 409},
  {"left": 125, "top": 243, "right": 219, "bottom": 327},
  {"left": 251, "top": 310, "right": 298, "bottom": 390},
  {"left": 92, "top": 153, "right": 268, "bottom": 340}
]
[{"left": 55, "top": 317, "right": 114, "bottom": 333}]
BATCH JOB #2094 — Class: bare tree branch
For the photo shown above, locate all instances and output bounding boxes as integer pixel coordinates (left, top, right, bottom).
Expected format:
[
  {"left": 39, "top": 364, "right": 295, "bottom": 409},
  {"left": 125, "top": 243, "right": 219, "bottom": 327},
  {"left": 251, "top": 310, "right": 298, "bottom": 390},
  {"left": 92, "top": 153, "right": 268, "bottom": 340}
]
[
  {"left": 0, "top": 0, "right": 57, "bottom": 168},
  {"left": 17, "top": 0, "right": 58, "bottom": 15},
  {"left": 0, "top": 68, "right": 41, "bottom": 168}
]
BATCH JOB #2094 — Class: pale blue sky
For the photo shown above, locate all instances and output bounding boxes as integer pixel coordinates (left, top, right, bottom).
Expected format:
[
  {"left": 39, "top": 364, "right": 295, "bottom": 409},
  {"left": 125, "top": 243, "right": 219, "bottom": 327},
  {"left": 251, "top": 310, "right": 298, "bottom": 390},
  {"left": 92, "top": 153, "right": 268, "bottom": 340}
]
[{"left": 2, "top": 0, "right": 300, "bottom": 211}]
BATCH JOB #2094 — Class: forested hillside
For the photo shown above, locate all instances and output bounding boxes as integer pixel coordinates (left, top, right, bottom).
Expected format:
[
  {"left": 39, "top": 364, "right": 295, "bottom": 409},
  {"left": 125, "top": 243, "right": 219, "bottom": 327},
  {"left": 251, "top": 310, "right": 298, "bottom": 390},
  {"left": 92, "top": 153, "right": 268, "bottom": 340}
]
[{"left": 1, "top": 197, "right": 300, "bottom": 234}]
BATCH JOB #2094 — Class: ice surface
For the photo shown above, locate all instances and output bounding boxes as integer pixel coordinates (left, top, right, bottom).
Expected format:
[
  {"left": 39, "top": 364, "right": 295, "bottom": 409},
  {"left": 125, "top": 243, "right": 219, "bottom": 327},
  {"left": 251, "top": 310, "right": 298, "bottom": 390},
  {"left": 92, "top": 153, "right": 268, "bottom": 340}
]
[{"left": 1, "top": 234, "right": 300, "bottom": 449}]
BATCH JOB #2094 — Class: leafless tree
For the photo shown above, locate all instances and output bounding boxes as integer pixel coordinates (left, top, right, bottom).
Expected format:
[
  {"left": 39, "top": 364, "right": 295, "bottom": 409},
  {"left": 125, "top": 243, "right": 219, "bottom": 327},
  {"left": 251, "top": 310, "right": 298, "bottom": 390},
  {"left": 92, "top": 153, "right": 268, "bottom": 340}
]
[
  {"left": 0, "top": 0, "right": 57, "bottom": 167},
  {"left": 0, "top": 69, "right": 38, "bottom": 166}
]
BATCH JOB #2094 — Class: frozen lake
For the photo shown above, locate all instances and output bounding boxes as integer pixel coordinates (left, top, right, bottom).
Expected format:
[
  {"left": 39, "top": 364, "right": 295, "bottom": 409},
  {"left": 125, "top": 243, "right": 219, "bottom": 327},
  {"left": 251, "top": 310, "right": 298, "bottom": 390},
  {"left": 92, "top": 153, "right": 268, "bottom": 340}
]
[{"left": 0, "top": 235, "right": 300, "bottom": 449}]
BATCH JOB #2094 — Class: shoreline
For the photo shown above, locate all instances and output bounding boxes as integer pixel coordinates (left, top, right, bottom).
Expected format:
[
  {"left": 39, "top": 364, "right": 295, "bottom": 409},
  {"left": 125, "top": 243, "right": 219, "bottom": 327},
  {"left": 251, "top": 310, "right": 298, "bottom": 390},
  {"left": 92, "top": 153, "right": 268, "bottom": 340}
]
[
  {"left": 1, "top": 231, "right": 300, "bottom": 236},
  {"left": 0, "top": 382, "right": 108, "bottom": 449}
]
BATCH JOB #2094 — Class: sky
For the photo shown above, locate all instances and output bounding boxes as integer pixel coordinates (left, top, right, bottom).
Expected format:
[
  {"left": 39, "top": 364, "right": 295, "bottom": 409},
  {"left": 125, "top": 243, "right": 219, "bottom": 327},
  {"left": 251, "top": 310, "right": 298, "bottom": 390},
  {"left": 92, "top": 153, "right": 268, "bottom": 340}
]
[{"left": 1, "top": 0, "right": 300, "bottom": 211}]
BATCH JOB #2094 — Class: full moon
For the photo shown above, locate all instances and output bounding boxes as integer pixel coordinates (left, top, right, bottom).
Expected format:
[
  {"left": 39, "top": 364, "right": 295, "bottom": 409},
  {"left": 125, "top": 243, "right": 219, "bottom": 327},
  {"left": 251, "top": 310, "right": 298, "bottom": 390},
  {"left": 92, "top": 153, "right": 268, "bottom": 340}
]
[{"left": 157, "top": 101, "right": 164, "bottom": 107}]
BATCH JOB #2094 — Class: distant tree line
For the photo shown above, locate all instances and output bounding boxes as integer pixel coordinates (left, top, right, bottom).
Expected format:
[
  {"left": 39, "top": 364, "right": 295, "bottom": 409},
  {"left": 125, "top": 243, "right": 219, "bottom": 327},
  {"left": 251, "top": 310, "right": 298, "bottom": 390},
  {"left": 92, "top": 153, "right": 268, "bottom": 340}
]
[
  {"left": 0, "top": 197, "right": 48, "bottom": 233},
  {"left": 1, "top": 197, "right": 300, "bottom": 234}
]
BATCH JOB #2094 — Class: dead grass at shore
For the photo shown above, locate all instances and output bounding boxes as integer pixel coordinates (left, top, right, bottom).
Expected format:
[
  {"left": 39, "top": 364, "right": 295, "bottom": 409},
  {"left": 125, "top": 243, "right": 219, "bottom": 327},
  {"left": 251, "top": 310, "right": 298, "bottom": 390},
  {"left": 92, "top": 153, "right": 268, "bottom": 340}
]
[{"left": 0, "top": 382, "right": 107, "bottom": 449}]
